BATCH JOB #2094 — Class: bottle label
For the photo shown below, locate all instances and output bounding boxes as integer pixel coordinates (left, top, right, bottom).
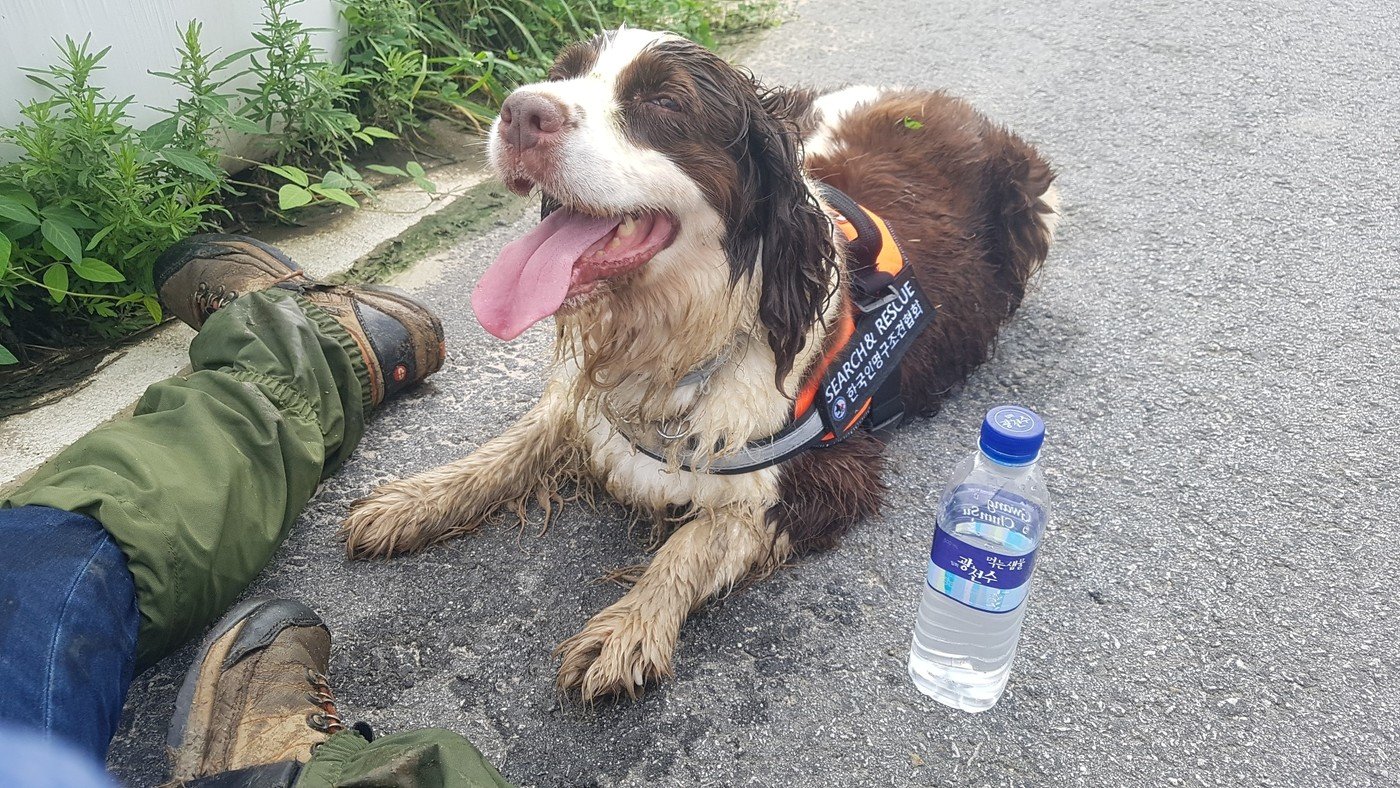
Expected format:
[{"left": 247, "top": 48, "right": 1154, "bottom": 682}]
[{"left": 926, "top": 485, "right": 1042, "bottom": 613}]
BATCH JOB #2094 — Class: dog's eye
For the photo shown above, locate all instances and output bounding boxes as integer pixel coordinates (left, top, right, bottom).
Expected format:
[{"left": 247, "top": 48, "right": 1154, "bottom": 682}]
[{"left": 646, "top": 96, "right": 681, "bottom": 112}]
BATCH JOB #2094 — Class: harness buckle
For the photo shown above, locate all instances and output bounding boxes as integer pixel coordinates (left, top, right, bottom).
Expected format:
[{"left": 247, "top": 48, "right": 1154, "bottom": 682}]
[{"left": 855, "top": 282, "right": 902, "bottom": 314}]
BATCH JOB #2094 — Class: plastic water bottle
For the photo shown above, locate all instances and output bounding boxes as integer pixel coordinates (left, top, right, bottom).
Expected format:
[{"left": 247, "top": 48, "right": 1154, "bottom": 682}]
[{"left": 908, "top": 405, "right": 1050, "bottom": 712}]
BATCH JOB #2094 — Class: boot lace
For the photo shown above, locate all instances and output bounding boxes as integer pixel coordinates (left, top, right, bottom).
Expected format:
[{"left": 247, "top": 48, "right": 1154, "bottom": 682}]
[
  {"left": 192, "top": 270, "right": 317, "bottom": 321},
  {"left": 304, "top": 668, "right": 346, "bottom": 735},
  {"left": 271, "top": 270, "right": 314, "bottom": 287},
  {"left": 193, "top": 282, "right": 238, "bottom": 320}
]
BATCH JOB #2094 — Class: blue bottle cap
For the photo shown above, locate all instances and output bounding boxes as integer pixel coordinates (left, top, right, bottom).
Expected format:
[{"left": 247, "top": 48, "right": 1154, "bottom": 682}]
[{"left": 979, "top": 405, "right": 1045, "bottom": 465}]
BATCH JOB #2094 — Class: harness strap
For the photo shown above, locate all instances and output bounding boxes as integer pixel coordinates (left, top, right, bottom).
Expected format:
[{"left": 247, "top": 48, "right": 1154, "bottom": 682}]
[
  {"left": 820, "top": 183, "right": 908, "bottom": 286},
  {"left": 616, "top": 408, "right": 828, "bottom": 475},
  {"left": 865, "top": 369, "right": 906, "bottom": 435},
  {"left": 821, "top": 186, "right": 883, "bottom": 282},
  {"left": 611, "top": 183, "right": 933, "bottom": 475}
]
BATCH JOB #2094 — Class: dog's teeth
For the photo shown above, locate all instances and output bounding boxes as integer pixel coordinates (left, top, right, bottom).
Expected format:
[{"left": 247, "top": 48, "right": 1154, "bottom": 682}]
[
  {"left": 618, "top": 215, "right": 637, "bottom": 238},
  {"left": 605, "top": 236, "right": 623, "bottom": 251}
]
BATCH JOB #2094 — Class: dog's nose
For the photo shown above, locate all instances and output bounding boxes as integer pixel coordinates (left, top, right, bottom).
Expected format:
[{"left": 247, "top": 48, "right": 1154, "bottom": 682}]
[{"left": 499, "top": 92, "right": 568, "bottom": 151}]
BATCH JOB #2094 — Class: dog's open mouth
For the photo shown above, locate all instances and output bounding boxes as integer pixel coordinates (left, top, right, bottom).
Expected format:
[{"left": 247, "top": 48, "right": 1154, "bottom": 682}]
[{"left": 472, "top": 204, "right": 678, "bottom": 340}]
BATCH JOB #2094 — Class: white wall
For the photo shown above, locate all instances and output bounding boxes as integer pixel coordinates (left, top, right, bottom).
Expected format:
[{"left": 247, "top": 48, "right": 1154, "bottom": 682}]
[{"left": 0, "top": 0, "right": 344, "bottom": 160}]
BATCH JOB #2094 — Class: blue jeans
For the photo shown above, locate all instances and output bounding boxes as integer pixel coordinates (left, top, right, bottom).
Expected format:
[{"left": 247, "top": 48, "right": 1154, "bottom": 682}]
[{"left": 0, "top": 505, "right": 140, "bottom": 761}]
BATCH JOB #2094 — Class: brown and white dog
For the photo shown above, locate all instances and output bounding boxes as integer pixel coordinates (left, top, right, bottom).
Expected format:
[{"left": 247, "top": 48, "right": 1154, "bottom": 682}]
[{"left": 341, "top": 28, "right": 1058, "bottom": 700}]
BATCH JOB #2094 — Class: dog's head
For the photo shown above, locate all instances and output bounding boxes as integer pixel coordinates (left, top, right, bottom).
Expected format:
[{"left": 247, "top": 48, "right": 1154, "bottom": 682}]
[{"left": 476, "top": 28, "right": 835, "bottom": 387}]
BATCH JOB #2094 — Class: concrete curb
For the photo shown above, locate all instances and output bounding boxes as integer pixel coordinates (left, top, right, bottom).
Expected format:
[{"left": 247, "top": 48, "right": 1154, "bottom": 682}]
[{"left": 0, "top": 156, "right": 509, "bottom": 490}]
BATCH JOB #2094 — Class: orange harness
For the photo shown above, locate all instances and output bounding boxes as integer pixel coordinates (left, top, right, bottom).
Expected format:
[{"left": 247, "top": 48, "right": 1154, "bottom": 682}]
[
  {"left": 794, "top": 187, "right": 915, "bottom": 439},
  {"left": 624, "top": 183, "right": 935, "bottom": 474}
]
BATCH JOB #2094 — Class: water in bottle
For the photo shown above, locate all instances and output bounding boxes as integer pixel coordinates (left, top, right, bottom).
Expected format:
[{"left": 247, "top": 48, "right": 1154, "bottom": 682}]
[{"left": 908, "top": 405, "right": 1050, "bottom": 712}]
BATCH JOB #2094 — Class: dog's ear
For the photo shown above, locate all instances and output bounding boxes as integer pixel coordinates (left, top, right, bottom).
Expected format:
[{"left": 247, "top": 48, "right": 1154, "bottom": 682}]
[{"left": 724, "top": 81, "right": 838, "bottom": 390}]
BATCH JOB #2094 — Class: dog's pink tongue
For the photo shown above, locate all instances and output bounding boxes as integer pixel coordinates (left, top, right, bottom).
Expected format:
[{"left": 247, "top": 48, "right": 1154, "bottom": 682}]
[{"left": 472, "top": 209, "right": 621, "bottom": 340}]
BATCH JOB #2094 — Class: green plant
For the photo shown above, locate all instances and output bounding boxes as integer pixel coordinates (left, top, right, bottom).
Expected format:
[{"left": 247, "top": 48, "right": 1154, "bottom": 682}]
[
  {"left": 261, "top": 161, "right": 388, "bottom": 210},
  {"left": 0, "top": 35, "right": 227, "bottom": 362},
  {"left": 150, "top": 22, "right": 252, "bottom": 163},
  {"left": 238, "top": 0, "right": 365, "bottom": 163},
  {"left": 365, "top": 160, "right": 437, "bottom": 192},
  {"left": 337, "top": 0, "right": 778, "bottom": 132},
  {"left": 216, "top": 0, "right": 427, "bottom": 218},
  {"left": 340, "top": 0, "right": 516, "bottom": 135}
]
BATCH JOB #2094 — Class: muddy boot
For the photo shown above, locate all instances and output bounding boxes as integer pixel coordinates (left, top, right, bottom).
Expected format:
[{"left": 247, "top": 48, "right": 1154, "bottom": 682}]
[
  {"left": 167, "top": 598, "right": 353, "bottom": 786},
  {"left": 156, "top": 233, "right": 446, "bottom": 407},
  {"left": 155, "top": 234, "right": 312, "bottom": 330},
  {"left": 293, "top": 282, "right": 446, "bottom": 408}
]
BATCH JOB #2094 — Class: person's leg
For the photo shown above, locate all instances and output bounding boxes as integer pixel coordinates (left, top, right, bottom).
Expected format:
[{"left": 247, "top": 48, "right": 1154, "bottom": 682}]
[
  {"left": 3, "top": 287, "right": 368, "bottom": 670},
  {"left": 1, "top": 235, "right": 443, "bottom": 760},
  {"left": 0, "top": 506, "right": 139, "bottom": 759},
  {"left": 294, "top": 730, "right": 512, "bottom": 788}
]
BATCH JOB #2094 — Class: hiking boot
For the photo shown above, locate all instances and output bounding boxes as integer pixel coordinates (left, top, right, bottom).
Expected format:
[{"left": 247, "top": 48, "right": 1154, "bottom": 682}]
[
  {"left": 297, "top": 283, "right": 446, "bottom": 408},
  {"left": 155, "top": 233, "right": 446, "bottom": 408},
  {"left": 167, "top": 598, "right": 346, "bottom": 784},
  {"left": 155, "top": 234, "right": 311, "bottom": 330}
]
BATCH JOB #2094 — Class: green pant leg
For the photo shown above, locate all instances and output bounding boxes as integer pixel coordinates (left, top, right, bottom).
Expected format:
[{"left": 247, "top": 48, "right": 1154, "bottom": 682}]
[
  {"left": 296, "top": 730, "right": 514, "bottom": 788},
  {"left": 2, "top": 289, "right": 369, "bottom": 669}
]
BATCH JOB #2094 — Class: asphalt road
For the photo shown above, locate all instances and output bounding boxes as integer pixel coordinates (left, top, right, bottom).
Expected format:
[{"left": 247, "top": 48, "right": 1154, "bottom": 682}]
[{"left": 108, "top": 1, "right": 1400, "bottom": 785}]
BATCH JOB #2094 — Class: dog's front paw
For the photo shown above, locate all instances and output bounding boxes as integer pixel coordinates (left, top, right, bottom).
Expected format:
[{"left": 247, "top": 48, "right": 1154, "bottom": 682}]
[
  {"left": 555, "top": 602, "right": 677, "bottom": 701},
  {"left": 340, "top": 478, "right": 465, "bottom": 559}
]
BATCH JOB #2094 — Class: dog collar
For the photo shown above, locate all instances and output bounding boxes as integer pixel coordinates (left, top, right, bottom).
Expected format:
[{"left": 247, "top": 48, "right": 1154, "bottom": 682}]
[{"left": 610, "top": 184, "right": 935, "bottom": 474}]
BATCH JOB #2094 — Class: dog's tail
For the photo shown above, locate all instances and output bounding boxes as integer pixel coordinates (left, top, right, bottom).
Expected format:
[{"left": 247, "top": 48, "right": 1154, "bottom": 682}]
[{"left": 981, "top": 126, "right": 1058, "bottom": 317}]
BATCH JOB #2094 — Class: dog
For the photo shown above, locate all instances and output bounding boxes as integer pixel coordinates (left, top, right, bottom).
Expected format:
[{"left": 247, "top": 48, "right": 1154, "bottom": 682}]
[{"left": 341, "top": 27, "right": 1058, "bottom": 701}]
